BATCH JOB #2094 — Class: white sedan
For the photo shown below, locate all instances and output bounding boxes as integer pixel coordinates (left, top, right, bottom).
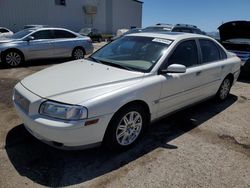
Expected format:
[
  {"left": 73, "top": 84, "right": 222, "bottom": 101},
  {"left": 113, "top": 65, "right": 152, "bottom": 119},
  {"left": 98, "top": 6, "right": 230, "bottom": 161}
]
[
  {"left": 0, "top": 27, "right": 13, "bottom": 38},
  {"left": 13, "top": 32, "right": 241, "bottom": 150}
]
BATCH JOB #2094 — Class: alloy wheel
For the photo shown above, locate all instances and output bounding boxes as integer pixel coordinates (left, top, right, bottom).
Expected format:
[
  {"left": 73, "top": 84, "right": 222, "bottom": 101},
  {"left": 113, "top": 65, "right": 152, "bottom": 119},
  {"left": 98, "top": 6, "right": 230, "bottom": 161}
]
[
  {"left": 5, "top": 52, "right": 22, "bottom": 66},
  {"left": 116, "top": 111, "right": 143, "bottom": 146},
  {"left": 219, "top": 78, "right": 231, "bottom": 100},
  {"left": 73, "top": 48, "right": 84, "bottom": 59}
]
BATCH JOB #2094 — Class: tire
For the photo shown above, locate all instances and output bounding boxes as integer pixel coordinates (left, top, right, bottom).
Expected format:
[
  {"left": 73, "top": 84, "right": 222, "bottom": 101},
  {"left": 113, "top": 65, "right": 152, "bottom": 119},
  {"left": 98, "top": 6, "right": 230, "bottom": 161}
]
[
  {"left": 72, "top": 47, "right": 85, "bottom": 60},
  {"left": 104, "top": 105, "right": 148, "bottom": 150},
  {"left": 216, "top": 77, "right": 232, "bottom": 101},
  {"left": 3, "top": 50, "right": 24, "bottom": 67}
]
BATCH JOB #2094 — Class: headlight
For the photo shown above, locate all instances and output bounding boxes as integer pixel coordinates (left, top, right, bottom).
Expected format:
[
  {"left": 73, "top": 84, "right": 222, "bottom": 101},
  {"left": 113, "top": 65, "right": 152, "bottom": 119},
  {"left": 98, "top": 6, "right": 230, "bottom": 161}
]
[{"left": 39, "top": 101, "right": 88, "bottom": 120}]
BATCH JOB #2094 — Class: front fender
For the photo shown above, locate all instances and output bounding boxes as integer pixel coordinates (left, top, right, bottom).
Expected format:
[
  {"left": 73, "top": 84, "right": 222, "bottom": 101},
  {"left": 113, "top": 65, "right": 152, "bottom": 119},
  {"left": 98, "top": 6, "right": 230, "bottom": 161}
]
[{"left": 83, "top": 75, "right": 162, "bottom": 120}]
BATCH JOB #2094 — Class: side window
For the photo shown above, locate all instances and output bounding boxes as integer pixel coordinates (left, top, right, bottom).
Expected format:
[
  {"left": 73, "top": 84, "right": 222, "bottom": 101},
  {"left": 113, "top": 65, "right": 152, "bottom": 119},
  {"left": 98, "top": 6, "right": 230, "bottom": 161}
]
[
  {"left": 217, "top": 44, "right": 227, "bottom": 60},
  {"left": 0, "top": 28, "right": 9, "bottom": 33},
  {"left": 53, "top": 30, "right": 76, "bottom": 39},
  {"left": 31, "top": 30, "right": 53, "bottom": 40},
  {"left": 199, "top": 39, "right": 220, "bottom": 63},
  {"left": 168, "top": 40, "right": 198, "bottom": 67}
]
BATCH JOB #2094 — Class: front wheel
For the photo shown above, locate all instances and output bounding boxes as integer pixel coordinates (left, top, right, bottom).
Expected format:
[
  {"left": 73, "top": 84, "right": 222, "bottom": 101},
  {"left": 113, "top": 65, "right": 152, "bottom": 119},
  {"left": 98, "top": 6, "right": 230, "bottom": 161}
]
[
  {"left": 216, "top": 77, "right": 232, "bottom": 101},
  {"left": 3, "top": 51, "right": 24, "bottom": 67},
  {"left": 104, "top": 105, "right": 147, "bottom": 150},
  {"left": 72, "top": 48, "right": 85, "bottom": 60}
]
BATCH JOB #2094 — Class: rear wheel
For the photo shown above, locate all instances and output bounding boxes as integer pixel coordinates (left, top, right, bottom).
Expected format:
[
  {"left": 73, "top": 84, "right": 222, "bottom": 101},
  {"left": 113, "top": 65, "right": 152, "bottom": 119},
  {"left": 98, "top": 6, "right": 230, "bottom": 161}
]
[
  {"left": 216, "top": 77, "right": 232, "bottom": 101},
  {"left": 72, "top": 47, "right": 85, "bottom": 60},
  {"left": 104, "top": 105, "right": 147, "bottom": 150},
  {"left": 3, "top": 50, "right": 24, "bottom": 67}
]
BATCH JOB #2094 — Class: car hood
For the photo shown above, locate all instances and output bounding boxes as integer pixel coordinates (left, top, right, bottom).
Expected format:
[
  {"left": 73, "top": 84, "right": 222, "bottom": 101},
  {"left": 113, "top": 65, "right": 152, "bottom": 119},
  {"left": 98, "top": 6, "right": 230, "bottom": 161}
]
[
  {"left": 218, "top": 21, "right": 250, "bottom": 41},
  {"left": 21, "top": 60, "right": 144, "bottom": 104}
]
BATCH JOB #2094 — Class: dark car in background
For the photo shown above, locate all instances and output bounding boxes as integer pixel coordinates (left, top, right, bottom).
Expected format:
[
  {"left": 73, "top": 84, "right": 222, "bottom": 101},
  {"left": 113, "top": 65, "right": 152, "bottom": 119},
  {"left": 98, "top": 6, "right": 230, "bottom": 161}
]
[
  {"left": 143, "top": 23, "right": 206, "bottom": 35},
  {"left": 79, "top": 28, "right": 102, "bottom": 42},
  {"left": 218, "top": 20, "right": 250, "bottom": 75},
  {"left": 111, "top": 28, "right": 142, "bottom": 41}
]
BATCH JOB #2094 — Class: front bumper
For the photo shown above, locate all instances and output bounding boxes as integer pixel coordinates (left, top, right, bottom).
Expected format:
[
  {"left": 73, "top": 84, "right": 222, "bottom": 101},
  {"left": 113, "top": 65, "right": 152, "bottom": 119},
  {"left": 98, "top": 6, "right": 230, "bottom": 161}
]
[{"left": 13, "top": 82, "right": 113, "bottom": 149}]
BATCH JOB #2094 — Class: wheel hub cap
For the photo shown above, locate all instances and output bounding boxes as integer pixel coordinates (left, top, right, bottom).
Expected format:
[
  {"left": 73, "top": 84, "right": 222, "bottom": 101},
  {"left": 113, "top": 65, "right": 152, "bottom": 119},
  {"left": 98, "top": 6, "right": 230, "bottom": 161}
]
[
  {"left": 220, "top": 79, "right": 230, "bottom": 99},
  {"left": 74, "top": 49, "right": 84, "bottom": 59},
  {"left": 116, "top": 111, "right": 142, "bottom": 146},
  {"left": 6, "top": 52, "right": 21, "bottom": 66}
]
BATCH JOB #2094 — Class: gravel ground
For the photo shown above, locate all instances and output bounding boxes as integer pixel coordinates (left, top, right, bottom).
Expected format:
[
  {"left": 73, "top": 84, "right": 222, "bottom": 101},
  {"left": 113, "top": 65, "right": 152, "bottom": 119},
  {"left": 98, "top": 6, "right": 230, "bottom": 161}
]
[{"left": 0, "top": 43, "right": 249, "bottom": 188}]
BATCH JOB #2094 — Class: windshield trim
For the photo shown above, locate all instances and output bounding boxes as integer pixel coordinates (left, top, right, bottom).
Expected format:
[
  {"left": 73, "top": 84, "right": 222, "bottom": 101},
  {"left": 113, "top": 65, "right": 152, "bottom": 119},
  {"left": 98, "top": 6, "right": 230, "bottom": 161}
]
[
  {"left": 90, "top": 36, "right": 173, "bottom": 73},
  {"left": 10, "top": 29, "right": 35, "bottom": 39}
]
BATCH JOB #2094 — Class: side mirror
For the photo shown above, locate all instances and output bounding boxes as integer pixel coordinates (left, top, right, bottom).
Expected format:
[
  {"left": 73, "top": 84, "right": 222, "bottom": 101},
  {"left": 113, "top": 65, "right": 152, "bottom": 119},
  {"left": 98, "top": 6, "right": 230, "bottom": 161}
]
[
  {"left": 160, "top": 64, "right": 187, "bottom": 74},
  {"left": 25, "top": 36, "right": 34, "bottom": 41}
]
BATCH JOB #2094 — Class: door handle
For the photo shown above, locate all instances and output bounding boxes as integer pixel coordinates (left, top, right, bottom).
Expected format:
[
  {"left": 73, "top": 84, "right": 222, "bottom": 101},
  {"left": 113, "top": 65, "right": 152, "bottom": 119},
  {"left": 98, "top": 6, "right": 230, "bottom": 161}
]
[{"left": 196, "top": 71, "right": 202, "bottom": 76}]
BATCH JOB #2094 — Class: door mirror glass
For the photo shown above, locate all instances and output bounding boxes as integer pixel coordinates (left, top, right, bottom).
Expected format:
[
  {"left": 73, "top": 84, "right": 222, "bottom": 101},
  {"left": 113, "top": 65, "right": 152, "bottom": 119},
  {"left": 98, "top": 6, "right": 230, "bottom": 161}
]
[
  {"left": 25, "top": 36, "right": 34, "bottom": 41},
  {"left": 161, "top": 64, "right": 187, "bottom": 74}
]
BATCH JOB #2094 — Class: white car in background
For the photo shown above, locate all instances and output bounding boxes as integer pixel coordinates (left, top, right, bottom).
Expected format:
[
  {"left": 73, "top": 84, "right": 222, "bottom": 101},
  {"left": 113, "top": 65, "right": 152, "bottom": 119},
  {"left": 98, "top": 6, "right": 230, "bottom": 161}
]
[
  {"left": 0, "top": 27, "right": 13, "bottom": 38},
  {"left": 13, "top": 32, "right": 241, "bottom": 150}
]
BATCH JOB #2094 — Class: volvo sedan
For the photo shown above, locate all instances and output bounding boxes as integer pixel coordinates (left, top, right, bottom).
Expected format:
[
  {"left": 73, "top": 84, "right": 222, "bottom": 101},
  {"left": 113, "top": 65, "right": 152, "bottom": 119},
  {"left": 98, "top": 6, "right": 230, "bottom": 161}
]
[
  {"left": 0, "top": 27, "right": 94, "bottom": 67},
  {"left": 13, "top": 32, "right": 241, "bottom": 150}
]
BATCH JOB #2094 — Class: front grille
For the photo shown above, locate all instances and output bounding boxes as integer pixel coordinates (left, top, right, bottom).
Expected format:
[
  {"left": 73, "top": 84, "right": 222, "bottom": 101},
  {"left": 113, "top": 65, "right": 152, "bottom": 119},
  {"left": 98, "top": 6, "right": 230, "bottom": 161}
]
[{"left": 14, "top": 90, "right": 30, "bottom": 113}]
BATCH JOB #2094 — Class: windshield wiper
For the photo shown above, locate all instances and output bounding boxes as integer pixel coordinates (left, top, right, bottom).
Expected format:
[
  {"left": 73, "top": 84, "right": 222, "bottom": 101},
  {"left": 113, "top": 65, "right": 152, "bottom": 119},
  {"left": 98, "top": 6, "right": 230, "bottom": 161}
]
[
  {"left": 100, "top": 61, "right": 135, "bottom": 71},
  {"left": 88, "top": 57, "right": 135, "bottom": 71},
  {"left": 88, "top": 56, "right": 102, "bottom": 63}
]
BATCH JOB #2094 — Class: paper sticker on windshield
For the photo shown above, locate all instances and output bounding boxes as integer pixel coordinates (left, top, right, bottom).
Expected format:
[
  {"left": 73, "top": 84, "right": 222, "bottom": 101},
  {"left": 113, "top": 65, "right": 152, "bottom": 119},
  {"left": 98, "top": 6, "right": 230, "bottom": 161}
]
[{"left": 152, "top": 38, "right": 172, "bottom": 45}]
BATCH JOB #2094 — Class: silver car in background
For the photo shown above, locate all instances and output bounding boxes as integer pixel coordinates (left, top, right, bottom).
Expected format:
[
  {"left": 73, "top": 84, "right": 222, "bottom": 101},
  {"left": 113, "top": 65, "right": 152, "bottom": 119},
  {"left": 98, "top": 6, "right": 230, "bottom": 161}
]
[{"left": 0, "top": 28, "right": 94, "bottom": 67}]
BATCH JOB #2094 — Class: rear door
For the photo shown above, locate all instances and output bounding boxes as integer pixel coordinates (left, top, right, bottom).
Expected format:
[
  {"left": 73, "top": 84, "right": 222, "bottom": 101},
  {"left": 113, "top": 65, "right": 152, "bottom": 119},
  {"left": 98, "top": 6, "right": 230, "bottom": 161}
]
[
  {"left": 196, "top": 39, "right": 226, "bottom": 97},
  {"left": 51, "top": 30, "right": 77, "bottom": 58}
]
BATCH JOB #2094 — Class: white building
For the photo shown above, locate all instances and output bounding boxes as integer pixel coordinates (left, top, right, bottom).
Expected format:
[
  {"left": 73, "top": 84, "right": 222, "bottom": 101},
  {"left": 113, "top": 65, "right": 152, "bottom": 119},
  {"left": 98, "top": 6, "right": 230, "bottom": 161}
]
[{"left": 0, "top": 0, "right": 143, "bottom": 34}]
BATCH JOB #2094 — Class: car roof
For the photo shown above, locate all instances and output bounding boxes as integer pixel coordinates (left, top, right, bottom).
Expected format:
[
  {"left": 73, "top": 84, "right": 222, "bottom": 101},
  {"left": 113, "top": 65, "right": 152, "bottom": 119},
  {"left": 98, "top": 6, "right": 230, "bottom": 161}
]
[
  {"left": 30, "top": 27, "right": 74, "bottom": 32},
  {"left": 127, "top": 32, "right": 210, "bottom": 41}
]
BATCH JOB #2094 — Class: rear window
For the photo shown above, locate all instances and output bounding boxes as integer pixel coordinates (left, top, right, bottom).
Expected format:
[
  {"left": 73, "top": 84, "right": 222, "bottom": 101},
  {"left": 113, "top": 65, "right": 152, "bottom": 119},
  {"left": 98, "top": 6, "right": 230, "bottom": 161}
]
[
  {"left": 199, "top": 39, "right": 220, "bottom": 63},
  {"left": 53, "top": 30, "right": 76, "bottom": 39}
]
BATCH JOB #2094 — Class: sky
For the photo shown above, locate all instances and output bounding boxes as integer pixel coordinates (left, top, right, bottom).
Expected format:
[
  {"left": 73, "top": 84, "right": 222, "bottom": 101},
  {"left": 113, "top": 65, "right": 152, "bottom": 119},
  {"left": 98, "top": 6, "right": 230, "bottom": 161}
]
[{"left": 142, "top": 0, "right": 250, "bottom": 32}]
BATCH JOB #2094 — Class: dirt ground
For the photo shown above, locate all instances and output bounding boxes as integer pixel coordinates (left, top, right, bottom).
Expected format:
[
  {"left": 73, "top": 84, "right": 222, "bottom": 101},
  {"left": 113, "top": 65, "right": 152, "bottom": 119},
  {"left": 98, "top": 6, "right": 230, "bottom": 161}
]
[{"left": 0, "top": 43, "right": 249, "bottom": 188}]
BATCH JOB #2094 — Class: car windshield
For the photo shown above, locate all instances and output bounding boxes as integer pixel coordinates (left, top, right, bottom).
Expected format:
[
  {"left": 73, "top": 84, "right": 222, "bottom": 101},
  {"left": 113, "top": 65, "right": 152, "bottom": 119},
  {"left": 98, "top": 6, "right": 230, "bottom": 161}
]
[
  {"left": 91, "top": 36, "right": 172, "bottom": 72},
  {"left": 10, "top": 29, "right": 34, "bottom": 39}
]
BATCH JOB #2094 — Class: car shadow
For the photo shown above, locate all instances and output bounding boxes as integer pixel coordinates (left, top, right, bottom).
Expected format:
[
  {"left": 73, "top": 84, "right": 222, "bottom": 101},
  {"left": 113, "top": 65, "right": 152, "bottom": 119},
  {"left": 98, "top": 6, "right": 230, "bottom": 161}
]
[
  {"left": 0, "top": 58, "right": 72, "bottom": 69},
  {"left": 5, "top": 95, "right": 237, "bottom": 187},
  {"left": 238, "top": 76, "right": 250, "bottom": 84}
]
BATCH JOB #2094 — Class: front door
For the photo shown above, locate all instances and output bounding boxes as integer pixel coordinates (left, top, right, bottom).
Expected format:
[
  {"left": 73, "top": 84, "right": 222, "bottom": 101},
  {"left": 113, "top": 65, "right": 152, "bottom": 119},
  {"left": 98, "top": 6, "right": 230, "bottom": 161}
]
[
  {"left": 26, "top": 30, "right": 54, "bottom": 59},
  {"left": 157, "top": 39, "right": 204, "bottom": 117}
]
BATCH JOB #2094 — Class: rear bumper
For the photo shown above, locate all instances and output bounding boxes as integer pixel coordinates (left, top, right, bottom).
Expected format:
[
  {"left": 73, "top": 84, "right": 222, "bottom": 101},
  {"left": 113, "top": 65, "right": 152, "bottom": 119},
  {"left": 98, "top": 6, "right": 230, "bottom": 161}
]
[
  {"left": 233, "top": 69, "right": 241, "bottom": 84},
  {"left": 229, "top": 50, "right": 250, "bottom": 66}
]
